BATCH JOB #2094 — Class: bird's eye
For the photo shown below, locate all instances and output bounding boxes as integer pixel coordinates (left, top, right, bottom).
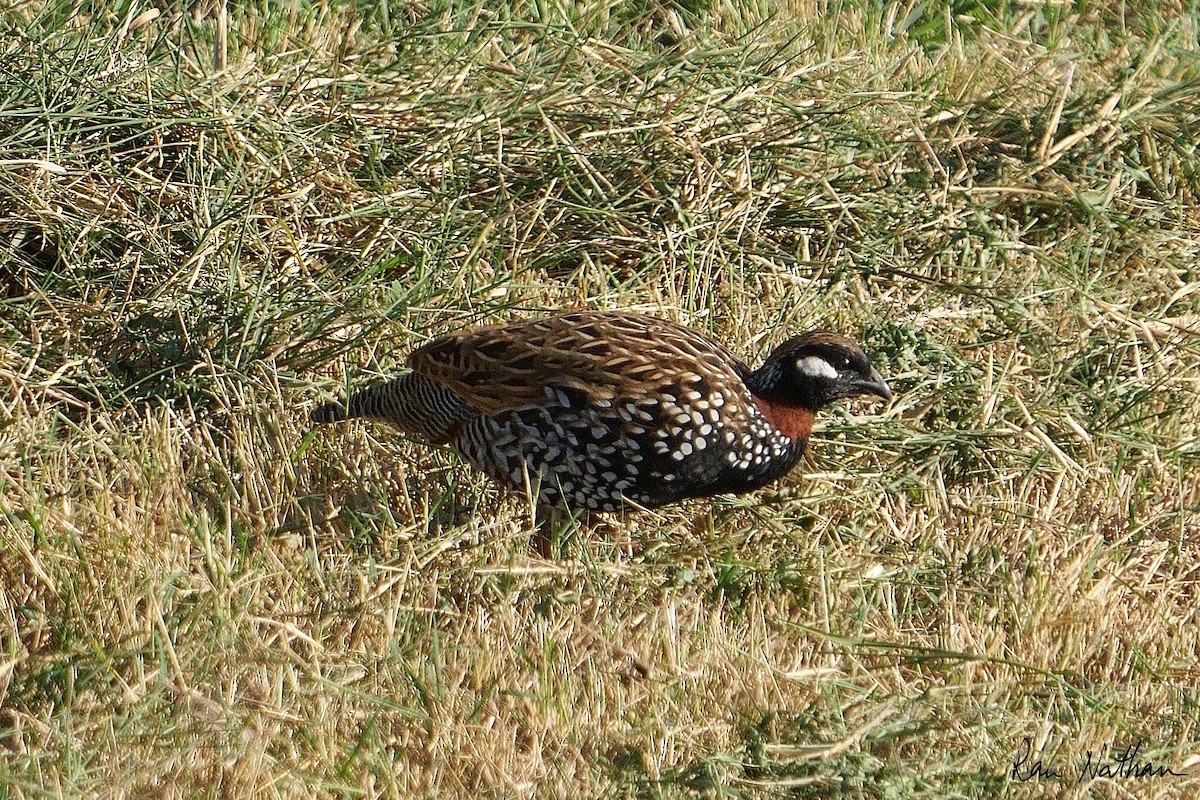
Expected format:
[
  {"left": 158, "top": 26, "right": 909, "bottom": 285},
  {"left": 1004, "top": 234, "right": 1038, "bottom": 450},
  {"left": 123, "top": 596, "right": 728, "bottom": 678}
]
[{"left": 840, "top": 356, "right": 852, "bottom": 369}]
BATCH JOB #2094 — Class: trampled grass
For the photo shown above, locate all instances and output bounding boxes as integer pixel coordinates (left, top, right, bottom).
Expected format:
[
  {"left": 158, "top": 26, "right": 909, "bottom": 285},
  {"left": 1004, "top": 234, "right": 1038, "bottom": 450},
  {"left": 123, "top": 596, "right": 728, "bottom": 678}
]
[{"left": 2, "top": 0, "right": 1199, "bottom": 797}]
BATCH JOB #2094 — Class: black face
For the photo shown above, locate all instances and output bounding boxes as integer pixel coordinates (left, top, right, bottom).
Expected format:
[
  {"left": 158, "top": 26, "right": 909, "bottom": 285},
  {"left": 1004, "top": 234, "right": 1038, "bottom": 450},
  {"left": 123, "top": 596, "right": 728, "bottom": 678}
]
[{"left": 759, "top": 332, "right": 893, "bottom": 410}]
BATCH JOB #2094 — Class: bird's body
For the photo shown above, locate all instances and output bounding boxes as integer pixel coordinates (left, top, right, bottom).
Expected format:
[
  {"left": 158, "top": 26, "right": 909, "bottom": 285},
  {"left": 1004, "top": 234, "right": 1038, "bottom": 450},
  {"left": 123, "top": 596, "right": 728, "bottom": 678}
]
[{"left": 312, "top": 311, "right": 891, "bottom": 513}]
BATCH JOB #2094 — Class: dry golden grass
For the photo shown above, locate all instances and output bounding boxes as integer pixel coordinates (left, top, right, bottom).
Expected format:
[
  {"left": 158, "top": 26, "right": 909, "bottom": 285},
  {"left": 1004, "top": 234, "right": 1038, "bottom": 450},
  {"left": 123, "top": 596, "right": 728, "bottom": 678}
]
[{"left": 2, "top": 1, "right": 1200, "bottom": 797}]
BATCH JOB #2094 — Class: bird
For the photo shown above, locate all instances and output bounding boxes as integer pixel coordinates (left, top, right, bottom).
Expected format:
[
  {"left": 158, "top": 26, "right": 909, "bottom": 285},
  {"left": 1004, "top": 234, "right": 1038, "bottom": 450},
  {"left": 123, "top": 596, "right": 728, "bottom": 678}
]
[{"left": 311, "top": 311, "right": 892, "bottom": 519}]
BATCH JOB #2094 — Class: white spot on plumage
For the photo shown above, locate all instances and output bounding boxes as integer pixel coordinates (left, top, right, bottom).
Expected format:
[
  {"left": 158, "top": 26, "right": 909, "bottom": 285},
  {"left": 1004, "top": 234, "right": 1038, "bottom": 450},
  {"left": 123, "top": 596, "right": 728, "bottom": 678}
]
[
  {"left": 796, "top": 355, "right": 839, "bottom": 380},
  {"left": 545, "top": 386, "right": 566, "bottom": 406}
]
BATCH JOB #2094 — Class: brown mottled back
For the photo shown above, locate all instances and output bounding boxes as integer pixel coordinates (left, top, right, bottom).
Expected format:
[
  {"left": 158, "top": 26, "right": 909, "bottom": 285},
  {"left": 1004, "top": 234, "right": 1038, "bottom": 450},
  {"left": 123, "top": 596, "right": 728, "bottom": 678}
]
[{"left": 408, "top": 311, "right": 745, "bottom": 415}]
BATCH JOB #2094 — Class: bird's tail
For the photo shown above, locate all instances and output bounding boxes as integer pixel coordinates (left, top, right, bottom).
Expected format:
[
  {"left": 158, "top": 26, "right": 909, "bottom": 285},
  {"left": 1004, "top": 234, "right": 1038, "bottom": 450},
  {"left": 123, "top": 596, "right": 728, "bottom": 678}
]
[{"left": 310, "top": 372, "right": 472, "bottom": 443}]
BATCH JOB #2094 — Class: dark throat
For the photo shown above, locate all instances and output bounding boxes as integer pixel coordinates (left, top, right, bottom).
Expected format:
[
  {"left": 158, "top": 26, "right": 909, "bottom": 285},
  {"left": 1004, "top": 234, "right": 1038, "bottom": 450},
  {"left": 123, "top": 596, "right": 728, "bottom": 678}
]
[{"left": 743, "top": 361, "right": 817, "bottom": 441}]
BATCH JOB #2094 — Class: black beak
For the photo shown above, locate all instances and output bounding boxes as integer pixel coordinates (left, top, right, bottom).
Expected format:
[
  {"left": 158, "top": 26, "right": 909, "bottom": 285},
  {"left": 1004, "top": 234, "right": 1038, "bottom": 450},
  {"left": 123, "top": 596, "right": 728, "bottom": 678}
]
[{"left": 854, "top": 367, "right": 893, "bottom": 402}]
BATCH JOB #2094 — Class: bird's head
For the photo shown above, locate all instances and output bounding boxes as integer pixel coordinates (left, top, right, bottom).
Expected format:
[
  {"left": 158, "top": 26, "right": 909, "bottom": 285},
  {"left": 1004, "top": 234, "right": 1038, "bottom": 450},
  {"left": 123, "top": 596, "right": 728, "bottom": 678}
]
[{"left": 751, "top": 330, "right": 892, "bottom": 411}]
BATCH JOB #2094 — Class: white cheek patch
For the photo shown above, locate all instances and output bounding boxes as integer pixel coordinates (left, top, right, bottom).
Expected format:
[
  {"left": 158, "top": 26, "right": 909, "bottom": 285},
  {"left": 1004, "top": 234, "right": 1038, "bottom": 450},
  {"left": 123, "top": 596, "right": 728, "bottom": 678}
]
[{"left": 795, "top": 356, "right": 839, "bottom": 380}]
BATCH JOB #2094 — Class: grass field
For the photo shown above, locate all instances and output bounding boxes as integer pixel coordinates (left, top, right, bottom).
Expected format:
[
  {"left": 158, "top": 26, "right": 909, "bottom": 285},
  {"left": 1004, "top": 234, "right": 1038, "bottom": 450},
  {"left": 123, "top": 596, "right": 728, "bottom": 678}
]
[{"left": 3, "top": 0, "right": 1200, "bottom": 797}]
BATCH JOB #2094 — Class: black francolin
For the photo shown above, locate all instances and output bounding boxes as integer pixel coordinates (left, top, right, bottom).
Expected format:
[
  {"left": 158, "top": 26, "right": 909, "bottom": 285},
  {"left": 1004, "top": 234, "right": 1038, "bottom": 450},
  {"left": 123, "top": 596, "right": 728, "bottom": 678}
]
[{"left": 312, "top": 311, "right": 892, "bottom": 513}]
